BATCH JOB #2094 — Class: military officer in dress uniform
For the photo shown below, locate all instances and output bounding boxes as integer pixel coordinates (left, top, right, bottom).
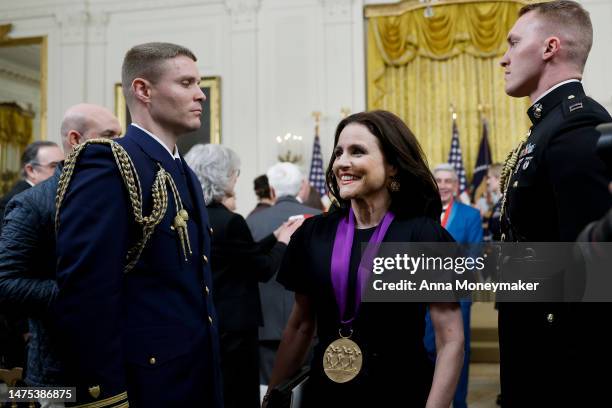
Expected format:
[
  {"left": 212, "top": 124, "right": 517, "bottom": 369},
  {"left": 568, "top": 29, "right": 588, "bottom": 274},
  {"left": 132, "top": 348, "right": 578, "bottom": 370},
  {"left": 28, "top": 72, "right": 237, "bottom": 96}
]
[
  {"left": 498, "top": 2, "right": 612, "bottom": 406},
  {"left": 54, "top": 43, "right": 223, "bottom": 407}
]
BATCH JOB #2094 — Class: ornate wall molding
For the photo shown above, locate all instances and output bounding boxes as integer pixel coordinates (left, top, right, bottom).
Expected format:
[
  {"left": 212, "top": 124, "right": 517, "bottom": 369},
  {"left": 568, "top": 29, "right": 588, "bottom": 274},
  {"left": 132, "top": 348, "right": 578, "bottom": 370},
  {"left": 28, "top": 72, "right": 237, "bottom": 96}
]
[
  {"left": 319, "top": 0, "right": 353, "bottom": 24},
  {"left": 87, "top": 11, "right": 109, "bottom": 44},
  {"left": 225, "top": 0, "right": 261, "bottom": 31},
  {"left": 0, "top": 0, "right": 218, "bottom": 22},
  {"left": 54, "top": 10, "right": 89, "bottom": 44}
]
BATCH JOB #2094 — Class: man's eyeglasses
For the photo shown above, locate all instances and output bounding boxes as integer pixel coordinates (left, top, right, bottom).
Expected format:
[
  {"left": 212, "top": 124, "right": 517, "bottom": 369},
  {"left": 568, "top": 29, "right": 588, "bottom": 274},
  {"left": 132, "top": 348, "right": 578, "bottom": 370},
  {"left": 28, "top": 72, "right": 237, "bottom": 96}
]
[{"left": 31, "top": 161, "right": 60, "bottom": 170}]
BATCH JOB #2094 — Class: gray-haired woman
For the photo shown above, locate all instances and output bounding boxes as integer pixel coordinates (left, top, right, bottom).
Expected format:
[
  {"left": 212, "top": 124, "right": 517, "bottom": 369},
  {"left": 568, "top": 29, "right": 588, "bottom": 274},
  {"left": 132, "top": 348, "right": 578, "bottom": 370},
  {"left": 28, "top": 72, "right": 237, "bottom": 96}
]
[{"left": 185, "top": 144, "right": 301, "bottom": 408}]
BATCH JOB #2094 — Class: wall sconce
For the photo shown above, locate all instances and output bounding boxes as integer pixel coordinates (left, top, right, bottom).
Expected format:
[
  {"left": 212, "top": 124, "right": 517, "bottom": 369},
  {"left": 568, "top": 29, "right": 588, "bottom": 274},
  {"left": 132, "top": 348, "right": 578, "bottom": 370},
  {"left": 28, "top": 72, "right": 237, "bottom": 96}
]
[{"left": 276, "top": 132, "right": 304, "bottom": 164}]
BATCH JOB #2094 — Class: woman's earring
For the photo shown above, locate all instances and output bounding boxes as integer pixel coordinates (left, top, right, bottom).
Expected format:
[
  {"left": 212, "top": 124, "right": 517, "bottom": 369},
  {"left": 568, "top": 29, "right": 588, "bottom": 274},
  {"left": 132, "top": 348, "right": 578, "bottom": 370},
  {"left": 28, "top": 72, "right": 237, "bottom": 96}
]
[{"left": 388, "top": 177, "right": 400, "bottom": 192}]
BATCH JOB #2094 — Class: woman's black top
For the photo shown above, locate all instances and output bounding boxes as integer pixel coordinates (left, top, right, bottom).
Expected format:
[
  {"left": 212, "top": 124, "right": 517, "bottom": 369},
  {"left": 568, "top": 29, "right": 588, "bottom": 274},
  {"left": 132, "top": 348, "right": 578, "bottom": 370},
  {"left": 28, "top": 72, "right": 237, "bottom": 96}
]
[{"left": 277, "top": 210, "right": 454, "bottom": 406}]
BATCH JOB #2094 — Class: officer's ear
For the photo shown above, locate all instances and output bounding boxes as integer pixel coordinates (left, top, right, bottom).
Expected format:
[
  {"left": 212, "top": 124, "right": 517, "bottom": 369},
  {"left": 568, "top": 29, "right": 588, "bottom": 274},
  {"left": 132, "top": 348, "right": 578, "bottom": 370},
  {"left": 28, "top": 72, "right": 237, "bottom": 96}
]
[
  {"left": 132, "top": 78, "right": 152, "bottom": 104},
  {"left": 543, "top": 36, "right": 561, "bottom": 61}
]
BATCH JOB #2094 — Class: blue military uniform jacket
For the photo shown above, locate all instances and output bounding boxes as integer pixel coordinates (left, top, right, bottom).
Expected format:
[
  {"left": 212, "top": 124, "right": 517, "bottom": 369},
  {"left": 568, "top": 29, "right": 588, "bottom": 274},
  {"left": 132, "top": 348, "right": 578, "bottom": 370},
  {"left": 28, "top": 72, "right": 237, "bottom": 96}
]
[{"left": 54, "top": 125, "right": 223, "bottom": 407}]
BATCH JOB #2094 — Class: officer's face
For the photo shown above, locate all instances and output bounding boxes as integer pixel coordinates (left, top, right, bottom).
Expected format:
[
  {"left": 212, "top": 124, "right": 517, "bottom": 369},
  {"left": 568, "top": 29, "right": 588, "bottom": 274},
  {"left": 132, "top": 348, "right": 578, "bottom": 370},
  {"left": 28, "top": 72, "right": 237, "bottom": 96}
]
[
  {"left": 149, "top": 56, "right": 205, "bottom": 136},
  {"left": 332, "top": 123, "right": 396, "bottom": 203},
  {"left": 435, "top": 170, "right": 458, "bottom": 206},
  {"left": 500, "top": 11, "right": 546, "bottom": 98}
]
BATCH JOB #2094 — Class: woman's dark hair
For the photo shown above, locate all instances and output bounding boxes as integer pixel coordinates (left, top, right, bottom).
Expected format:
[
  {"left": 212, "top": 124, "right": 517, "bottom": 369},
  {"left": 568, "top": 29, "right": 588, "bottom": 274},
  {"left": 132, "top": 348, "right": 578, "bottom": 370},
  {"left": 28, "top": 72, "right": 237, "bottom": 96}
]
[
  {"left": 325, "top": 110, "right": 441, "bottom": 220},
  {"left": 253, "top": 174, "right": 271, "bottom": 200}
]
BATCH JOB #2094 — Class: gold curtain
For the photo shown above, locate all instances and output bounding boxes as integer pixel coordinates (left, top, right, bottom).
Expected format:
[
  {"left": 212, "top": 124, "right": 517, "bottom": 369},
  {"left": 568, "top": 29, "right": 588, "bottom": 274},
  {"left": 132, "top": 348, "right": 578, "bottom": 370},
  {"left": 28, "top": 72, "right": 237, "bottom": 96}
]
[
  {"left": 0, "top": 103, "right": 33, "bottom": 194},
  {"left": 366, "top": 0, "right": 531, "bottom": 177}
]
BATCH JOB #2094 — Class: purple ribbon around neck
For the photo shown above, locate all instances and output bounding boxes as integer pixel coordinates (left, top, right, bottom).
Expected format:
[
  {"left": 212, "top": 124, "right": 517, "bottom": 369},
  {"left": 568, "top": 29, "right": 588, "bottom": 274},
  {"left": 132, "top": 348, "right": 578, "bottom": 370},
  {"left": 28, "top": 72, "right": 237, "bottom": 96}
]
[{"left": 330, "top": 208, "right": 395, "bottom": 327}]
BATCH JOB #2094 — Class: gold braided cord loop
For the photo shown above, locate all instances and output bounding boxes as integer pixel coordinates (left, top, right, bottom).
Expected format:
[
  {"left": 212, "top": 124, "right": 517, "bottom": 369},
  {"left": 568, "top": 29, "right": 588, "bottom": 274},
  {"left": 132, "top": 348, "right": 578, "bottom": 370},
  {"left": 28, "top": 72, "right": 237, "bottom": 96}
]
[
  {"left": 498, "top": 129, "right": 530, "bottom": 240},
  {"left": 55, "top": 139, "right": 169, "bottom": 273}
]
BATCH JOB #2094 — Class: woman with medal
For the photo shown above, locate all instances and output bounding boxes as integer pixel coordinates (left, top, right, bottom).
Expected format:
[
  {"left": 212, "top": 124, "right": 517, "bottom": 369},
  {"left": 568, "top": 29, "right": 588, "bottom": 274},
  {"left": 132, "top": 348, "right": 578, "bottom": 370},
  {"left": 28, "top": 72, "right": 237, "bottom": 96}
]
[{"left": 263, "top": 110, "right": 464, "bottom": 407}]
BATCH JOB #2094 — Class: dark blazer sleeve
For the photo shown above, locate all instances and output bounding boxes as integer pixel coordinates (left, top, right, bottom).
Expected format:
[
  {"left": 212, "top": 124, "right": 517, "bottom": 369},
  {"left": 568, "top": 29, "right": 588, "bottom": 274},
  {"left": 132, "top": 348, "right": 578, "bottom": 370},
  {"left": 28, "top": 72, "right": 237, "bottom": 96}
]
[
  {"left": 277, "top": 217, "right": 312, "bottom": 294},
  {"left": 0, "top": 197, "right": 58, "bottom": 316},
  {"left": 222, "top": 213, "right": 286, "bottom": 282},
  {"left": 55, "top": 144, "right": 130, "bottom": 406}
]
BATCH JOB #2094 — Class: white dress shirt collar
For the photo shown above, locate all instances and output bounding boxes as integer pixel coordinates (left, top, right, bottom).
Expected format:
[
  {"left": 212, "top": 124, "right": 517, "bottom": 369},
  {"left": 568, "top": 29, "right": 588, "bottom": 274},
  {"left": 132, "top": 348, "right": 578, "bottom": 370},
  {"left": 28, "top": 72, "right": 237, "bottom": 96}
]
[
  {"left": 131, "top": 123, "right": 180, "bottom": 160},
  {"left": 533, "top": 79, "right": 580, "bottom": 104}
]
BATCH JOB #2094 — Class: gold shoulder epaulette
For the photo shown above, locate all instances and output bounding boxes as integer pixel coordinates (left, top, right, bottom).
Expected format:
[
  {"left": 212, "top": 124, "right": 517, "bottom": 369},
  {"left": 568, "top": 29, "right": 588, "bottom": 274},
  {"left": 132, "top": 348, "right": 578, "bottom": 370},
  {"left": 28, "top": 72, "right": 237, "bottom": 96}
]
[{"left": 55, "top": 138, "right": 169, "bottom": 272}]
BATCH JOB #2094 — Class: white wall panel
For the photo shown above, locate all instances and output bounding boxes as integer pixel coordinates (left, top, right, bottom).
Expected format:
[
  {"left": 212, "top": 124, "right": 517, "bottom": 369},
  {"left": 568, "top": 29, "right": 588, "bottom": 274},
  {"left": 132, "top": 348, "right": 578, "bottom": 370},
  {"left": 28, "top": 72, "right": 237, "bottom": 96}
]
[{"left": 5, "top": 0, "right": 608, "bottom": 214}]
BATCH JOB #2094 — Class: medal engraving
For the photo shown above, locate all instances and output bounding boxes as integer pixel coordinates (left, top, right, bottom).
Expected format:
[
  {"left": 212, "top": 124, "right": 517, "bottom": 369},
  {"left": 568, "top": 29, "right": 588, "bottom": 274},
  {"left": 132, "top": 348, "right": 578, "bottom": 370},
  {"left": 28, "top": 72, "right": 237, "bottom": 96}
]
[{"left": 323, "top": 337, "right": 363, "bottom": 383}]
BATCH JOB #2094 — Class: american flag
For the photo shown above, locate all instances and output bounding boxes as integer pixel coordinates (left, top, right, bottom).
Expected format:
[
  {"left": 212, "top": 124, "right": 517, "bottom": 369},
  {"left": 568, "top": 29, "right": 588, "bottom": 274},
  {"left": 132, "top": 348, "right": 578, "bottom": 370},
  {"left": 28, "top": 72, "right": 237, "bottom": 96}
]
[
  {"left": 470, "top": 118, "right": 492, "bottom": 199},
  {"left": 308, "top": 133, "right": 326, "bottom": 196},
  {"left": 448, "top": 117, "right": 468, "bottom": 194}
]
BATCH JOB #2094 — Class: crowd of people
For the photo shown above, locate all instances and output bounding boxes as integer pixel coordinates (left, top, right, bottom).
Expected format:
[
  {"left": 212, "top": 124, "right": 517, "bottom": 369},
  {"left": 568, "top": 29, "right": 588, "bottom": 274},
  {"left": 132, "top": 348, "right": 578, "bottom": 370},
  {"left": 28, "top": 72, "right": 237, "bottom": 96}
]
[{"left": 0, "top": 1, "right": 611, "bottom": 408}]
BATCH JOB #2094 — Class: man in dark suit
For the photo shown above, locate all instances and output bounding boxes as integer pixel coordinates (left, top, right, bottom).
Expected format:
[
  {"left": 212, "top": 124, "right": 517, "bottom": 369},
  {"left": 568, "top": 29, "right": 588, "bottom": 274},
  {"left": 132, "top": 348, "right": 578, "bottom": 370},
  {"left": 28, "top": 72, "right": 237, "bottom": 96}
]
[
  {"left": 0, "top": 140, "right": 63, "bottom": 224},
  {"left": 54, "top": 43, "right": 222, "bottom": 407},
  {"left": 246, "top": 162, "right": 322, "bottom": 385},
  {"left": 498, "top": 1, "right": 612, "bottom": 406},
  {"left": 0, "top": 140, "right": 62, "bottom": 373}
]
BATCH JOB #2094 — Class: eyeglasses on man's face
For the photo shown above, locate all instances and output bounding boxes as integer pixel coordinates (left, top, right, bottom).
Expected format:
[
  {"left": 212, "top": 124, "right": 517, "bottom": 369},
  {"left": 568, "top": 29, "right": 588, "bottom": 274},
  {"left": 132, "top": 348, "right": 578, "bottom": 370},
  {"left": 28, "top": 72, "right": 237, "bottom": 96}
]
[{"left": 31, "top": 161, "right": 60, "bottom": 170}]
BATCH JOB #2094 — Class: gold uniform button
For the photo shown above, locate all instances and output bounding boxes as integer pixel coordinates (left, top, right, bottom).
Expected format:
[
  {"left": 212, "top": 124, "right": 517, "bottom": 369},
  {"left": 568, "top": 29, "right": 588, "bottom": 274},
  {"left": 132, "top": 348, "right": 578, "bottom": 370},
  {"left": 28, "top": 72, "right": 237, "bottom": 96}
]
[
  {"left": 149, "top": 357, "right": 157, "bottom": 365},
  {"left": 208, "top": 316, "right": 213, "bottom": 324},
  {"left": 513, "top": 181, "right": 518, "bottom": 188},
  {"left": 568, "top": 95, "right": 575, "bottom": 100},
  {"left": 209, "top": 227, "right": 214, "bottom": 235},
  {"left": 547, "top": 313, "right": 554, "bottom": 323},
  {"left": 205, "top": 285, "right": 210, "bottom": 295},
  {"left": 88, "top": 385, "right": 101, "bottom": 399},
  {"left": 202, "top": 255, "right": 208, "bottom": 264}
]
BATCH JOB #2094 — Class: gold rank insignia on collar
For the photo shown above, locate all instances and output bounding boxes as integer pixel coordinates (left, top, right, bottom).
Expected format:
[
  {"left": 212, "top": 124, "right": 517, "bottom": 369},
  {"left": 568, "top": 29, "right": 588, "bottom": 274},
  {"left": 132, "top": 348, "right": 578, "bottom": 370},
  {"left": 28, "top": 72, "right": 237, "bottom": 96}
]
[{"left": 532, "top": 103, "right": 543, "bottom": 119}]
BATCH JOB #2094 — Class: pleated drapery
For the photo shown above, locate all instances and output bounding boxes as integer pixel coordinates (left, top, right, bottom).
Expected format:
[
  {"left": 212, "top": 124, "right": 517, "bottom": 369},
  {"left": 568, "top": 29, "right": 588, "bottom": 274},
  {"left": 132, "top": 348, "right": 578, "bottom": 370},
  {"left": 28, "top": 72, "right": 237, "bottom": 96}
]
[{"left": 366, "top": 0, "right": 531, "bottom": 175}]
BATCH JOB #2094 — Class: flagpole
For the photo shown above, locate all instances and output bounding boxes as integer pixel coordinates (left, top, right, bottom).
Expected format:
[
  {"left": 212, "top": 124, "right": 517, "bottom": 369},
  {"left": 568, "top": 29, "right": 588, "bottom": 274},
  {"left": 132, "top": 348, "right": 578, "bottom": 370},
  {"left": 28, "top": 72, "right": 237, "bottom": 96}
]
[
  {"left": 312, "top": 111, "right": 321, "bottom": 137},
  {"left": 309, "top": 111, "right": 327, "bottom": 198}
]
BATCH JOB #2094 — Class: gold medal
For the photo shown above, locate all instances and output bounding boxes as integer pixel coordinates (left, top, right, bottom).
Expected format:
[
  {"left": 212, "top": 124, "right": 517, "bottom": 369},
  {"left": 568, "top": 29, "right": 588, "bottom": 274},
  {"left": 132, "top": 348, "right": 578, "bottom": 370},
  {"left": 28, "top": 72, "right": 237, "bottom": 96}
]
[{"left": 323, "top": 330, "right": 363, "bottom": 383}]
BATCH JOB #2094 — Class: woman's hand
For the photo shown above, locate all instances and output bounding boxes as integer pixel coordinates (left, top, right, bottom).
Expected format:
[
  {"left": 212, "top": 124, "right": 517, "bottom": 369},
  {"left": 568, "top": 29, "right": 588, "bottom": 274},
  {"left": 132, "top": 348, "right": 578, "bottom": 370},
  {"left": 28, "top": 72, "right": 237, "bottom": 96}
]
[{"left": 273, "top": 217, "right": 305, "bottom": 244}]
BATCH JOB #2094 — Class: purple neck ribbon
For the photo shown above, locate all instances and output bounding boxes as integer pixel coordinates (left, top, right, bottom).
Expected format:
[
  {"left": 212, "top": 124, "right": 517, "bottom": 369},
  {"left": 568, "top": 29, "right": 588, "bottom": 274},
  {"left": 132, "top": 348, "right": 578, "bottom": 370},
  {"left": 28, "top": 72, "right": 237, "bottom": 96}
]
[{"left": 330, "top": 207, "right": 395, "bottom": 327}]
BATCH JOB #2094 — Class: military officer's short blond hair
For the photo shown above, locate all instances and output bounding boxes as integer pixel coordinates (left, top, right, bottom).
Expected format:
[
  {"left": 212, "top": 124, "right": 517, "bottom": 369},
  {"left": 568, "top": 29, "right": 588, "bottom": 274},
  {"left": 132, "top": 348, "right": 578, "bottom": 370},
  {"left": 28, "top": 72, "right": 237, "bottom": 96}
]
[
  {"left": 121, "top": 42, "right": 197, "bottom": 106},
  {"left": 519, "top": 1, "right": 593, "bottom": 73}
]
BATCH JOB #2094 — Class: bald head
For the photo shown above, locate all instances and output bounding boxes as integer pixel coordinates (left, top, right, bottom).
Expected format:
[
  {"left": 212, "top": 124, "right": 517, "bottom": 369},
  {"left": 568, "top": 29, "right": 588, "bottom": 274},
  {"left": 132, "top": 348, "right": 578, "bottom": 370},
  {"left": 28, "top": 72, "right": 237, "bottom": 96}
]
[{"left": 60, "top": 103, "right": 122, "bottom": 152}]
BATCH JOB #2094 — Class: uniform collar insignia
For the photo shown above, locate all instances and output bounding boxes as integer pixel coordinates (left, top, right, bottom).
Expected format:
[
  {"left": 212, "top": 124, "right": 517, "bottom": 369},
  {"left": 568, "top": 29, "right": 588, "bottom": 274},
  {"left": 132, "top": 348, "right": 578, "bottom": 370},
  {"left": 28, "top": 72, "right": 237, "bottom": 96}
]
[
  {"left": 527, "top": 81, "right": 585, "bottom": 125},
  {"left": 533, "top": 103, "right": 543, "bottom": 119}
]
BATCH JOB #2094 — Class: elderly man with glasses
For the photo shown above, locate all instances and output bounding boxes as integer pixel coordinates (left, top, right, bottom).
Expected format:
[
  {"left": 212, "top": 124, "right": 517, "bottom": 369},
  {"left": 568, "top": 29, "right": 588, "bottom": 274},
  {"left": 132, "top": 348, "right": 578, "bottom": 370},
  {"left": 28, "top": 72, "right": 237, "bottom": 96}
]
[{"left": 0, "top": 140, "right": 63, "bottom": 228}]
